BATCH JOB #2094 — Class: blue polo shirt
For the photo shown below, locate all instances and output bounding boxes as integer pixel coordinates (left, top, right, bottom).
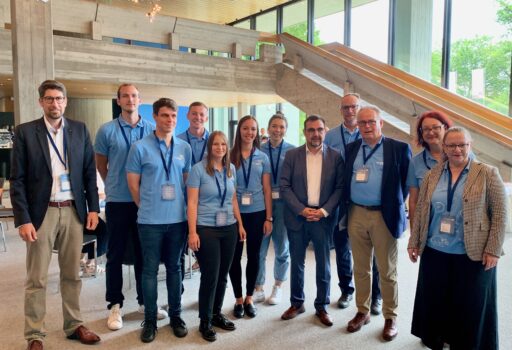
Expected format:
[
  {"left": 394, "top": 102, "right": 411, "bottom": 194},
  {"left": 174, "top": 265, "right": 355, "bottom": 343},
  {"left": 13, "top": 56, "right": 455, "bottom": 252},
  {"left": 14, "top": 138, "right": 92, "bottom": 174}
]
[
  {"left": 427, "top": 162, "right": 470, "bottom": 255},
  {"left": 406, "top": 149, "right": 438, "bottom": 189},
  {"left": 126, "top": 133, "right": 191, "bottom": 224},
  {"left": 94, "top": 116, "right": 154, "bottom": 202},
  {"left": 350, "top": 137, "right": 384, "bottom": 206},
  {"left": 234, "top": 148, "right": 271, "bottom": 213},
  {"left": 187, "top": 160, "right": 237, "bottom": 227},
  {"left": 260, "top": 140, "right": 295, "bottom": 195},
  {"left": 177, "top": 129, "right": 209, "bottom": 166},
  {"left": 324, "top": 124, "right": 361, "bottom": 160}
]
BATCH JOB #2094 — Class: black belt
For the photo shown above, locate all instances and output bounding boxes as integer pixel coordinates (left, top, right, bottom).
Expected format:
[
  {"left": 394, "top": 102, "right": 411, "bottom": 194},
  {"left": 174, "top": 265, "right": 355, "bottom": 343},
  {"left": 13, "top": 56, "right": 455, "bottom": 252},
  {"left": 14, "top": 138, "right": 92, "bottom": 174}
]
[
  {"left": 352, "top": 202, "right": 381, "bottom": 211},
  {"left": 308, "top": 206, "right": 320, "bottom": 209},
  {"left": 48, "top": 200, "right": 74, "bottom": 208}
]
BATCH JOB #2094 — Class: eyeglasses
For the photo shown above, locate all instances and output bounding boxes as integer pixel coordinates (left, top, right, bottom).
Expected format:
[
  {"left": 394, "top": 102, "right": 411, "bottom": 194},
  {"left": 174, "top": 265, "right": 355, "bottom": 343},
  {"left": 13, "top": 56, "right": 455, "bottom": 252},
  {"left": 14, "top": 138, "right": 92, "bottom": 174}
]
[
  {"left": 305, "top": 127, "right": 325, "bottom": 134},
  {"left": 421, "top": 125, "right": 444, "bottom": 133},
  {"left": 42, "top": 96, "right": 66, "bottom": 104},
  {"left": 357, "top": 120, "right": 377, "bottom": 127},
  {"left": 341, "top": 104, "right": 359, "bottom": 111},
  {"left": 444, "top": 143, "right": 469, "bottom": 151}
]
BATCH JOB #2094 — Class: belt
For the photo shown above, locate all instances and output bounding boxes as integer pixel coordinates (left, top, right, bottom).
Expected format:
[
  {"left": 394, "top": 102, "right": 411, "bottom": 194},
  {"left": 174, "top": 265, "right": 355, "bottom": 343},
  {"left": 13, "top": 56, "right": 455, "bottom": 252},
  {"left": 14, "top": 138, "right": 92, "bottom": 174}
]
[
  {"left": 48, "top": 200, "right": 74, "bottom": 208},
  {"left": 352, "top": 202, "right": 382, "bottom": 211},
  {"left": 308, "top": 206, "right": 320, "bottom": 210}
]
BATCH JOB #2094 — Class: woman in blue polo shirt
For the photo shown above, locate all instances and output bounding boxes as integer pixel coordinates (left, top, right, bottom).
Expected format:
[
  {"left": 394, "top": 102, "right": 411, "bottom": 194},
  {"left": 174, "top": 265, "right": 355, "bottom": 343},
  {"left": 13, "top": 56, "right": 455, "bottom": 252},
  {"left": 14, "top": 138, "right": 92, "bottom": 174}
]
[
  {"left": 229, "top": 115, "right": 273, "bottom": 319},
  {"left": 187, "top": 131, "right": 246, "bottom": 342}
]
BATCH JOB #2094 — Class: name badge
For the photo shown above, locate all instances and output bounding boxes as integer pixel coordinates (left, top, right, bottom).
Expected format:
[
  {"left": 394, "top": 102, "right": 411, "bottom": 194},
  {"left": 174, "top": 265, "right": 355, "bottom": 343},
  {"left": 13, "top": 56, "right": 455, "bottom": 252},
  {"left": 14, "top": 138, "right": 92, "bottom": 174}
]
[
  {"left": 440, "top": 215, "right": 455, "bottom": 234},
  {"left": 355, "top": 167, "right": 369, "bottom": 183},
  {"left": 60, "top": 174, "right": 71, "bottom": 192},
  {"left": 161, "top": 184, "right": 176, "bottom": 201},
  {"left": 272, "top": 189, "right": 280, "bottom": 200},
  {"left": 216, "top": 211, "right": 228, "bottom": 226},
  {"left": 241, "top": 192, "right": 253, "bottom": 206}
]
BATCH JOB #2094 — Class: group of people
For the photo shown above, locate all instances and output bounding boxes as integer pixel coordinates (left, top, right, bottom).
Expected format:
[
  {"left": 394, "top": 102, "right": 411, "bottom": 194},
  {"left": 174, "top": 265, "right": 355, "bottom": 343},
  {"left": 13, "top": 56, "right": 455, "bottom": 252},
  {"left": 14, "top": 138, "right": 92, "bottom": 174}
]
[{"left": 11, "top": 80, "right": 507, "bottom": 350}]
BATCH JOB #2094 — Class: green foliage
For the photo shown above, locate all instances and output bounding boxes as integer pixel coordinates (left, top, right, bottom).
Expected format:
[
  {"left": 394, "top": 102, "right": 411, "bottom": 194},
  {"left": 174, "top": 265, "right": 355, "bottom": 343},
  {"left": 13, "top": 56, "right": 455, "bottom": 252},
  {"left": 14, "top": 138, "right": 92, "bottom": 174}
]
[
  {"left": 497, "top": 0, "right": 512, "bottom": 34},
  {"left": 283, "top": 22, "right": 323, "bottom": 45}
]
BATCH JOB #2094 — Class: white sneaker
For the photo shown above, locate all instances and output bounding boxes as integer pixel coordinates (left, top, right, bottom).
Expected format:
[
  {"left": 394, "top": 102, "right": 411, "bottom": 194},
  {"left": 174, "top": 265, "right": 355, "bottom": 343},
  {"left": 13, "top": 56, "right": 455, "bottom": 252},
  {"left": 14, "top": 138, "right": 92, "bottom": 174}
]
[
  {"left": 107, "top": 304, "right": 123, "bottom": 330},
  {"left": 138, "top": 305, "right": 169, "bottom": 320},
  {"left": 253, "top": 289, "right": 266, "bottom": 303},
  {"left": 268, "top": 285, "right": 282, "bottom": 305}
]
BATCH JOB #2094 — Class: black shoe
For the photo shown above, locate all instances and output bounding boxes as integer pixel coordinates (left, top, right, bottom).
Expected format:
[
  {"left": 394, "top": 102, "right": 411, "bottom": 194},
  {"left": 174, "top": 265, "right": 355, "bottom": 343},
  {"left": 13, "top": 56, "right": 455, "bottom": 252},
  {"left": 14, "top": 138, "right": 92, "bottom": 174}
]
[
  {"left": 170, "top": 316, "right": 188, "bottom": 338},
  {"left": 140, "top": 320, "right": 157, "bottom": 343},
  {"left": 337, "top": 293, "right": 353, "bottom": 309},
  {"left": 233, "top": 304, "right": 245, "bottom": 318},
  {"left": 371, "top": 298, "right": 382, "bottom": 316},
  {"left": 212, "top": 313, "right": 236, "bottom": 331},
  {"left": 199, "top": 319, "right": 217, "bottom": 342},
  {"left": 244, "top": 302, "right": 257, "bottom": 318}
]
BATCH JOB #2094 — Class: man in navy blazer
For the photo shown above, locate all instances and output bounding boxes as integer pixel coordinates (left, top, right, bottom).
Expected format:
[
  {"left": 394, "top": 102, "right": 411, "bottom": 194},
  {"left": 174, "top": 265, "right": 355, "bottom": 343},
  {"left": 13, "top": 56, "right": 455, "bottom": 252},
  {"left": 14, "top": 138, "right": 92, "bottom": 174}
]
[
  {"left": 342, "top": 106, "right": 411, "bottom": 342},
  {"left": 280, "top": 115, "right": 343, "bottom": 327},
  {"left": 10, "top": 80, "right": 101, "bottom": 350}
]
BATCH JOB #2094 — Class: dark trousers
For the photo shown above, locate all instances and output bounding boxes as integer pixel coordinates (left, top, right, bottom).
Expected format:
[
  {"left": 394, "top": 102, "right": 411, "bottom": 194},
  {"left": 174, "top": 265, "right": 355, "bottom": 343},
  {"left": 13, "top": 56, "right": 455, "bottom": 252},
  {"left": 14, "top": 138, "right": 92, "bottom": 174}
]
[
  {"left": 229, "top": 210, "right": 265, "bottom": 298},
  {"left": 334, "top": 228, "right": 381, "bottom": 300},
  {"left": 105, "top": 202, "right": 143, "bottom": 308},
  {"left": 195, "top": 224, "right": 238, "bottom": 320}
]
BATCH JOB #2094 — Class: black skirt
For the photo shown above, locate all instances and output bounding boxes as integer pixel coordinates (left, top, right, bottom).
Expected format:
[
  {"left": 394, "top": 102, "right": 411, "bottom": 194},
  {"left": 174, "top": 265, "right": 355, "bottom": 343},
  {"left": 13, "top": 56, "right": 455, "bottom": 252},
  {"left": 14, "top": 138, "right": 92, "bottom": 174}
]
[{"left": 411, "top": 246, "right": 498, "bottom": 350}]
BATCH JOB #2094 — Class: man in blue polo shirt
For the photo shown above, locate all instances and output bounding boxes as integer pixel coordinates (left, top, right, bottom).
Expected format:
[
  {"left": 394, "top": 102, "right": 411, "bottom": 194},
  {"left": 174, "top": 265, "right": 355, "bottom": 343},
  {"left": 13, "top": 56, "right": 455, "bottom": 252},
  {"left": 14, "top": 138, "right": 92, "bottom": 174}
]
[
  {"left": 95, "top": 83, "right": 166, "bottom": 331},
  {"left": 126, "top": 97, "right": 191, "bottom": 343}
]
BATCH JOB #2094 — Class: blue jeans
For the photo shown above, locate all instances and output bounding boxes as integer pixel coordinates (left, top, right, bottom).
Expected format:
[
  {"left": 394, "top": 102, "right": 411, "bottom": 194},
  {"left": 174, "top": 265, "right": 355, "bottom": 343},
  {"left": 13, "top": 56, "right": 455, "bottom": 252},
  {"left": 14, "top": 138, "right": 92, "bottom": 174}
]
[
  {"left": 256, "top": 201, "right": 289, "bottom": 286},
  {"left": 288, "top": 221, "right": 331, "bottom": 311},
  {"left": 138, "top": 222, "right": 187, "bottom": 321}
]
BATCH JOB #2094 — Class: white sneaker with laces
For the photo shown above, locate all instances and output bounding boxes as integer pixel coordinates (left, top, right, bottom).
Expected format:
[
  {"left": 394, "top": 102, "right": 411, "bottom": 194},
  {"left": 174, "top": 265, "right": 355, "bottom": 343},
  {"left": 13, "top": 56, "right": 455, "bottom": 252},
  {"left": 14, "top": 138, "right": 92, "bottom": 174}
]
[
  {"left": 268, "top": 285, "right": 282, "bottom": 305},
  {"left": 138, "top": 305, "right": 169, "bottom": 320},
  {"left": 107, "top": 304, "right": 123, "bottom": 330},
  {"left": 253, "top": 289, "right": 266, "bottom": 303}
]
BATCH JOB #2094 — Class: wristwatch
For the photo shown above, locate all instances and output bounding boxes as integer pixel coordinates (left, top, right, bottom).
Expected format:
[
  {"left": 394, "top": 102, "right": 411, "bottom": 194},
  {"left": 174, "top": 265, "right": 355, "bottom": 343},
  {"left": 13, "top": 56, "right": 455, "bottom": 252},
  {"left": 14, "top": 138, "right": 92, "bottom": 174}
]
[{"left": 266, "top": 217, "right": 273, "bottom": 222}]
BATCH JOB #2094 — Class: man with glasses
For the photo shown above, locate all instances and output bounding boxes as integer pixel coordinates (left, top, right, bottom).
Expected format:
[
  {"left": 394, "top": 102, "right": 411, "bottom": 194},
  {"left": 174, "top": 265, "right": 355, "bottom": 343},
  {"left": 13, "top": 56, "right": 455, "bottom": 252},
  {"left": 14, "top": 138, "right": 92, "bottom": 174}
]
[
  {"left": 325, "top": 93, "right": 383, "bottom": 314},
  {"left": 342, "top": 106, "right": 411, "bottom": 342},
  {"left": 280, "top": 115, "right": 343, "bottom": 327},
  {"left": 11, "top": 80, "right": 101, "bottom": 349}
]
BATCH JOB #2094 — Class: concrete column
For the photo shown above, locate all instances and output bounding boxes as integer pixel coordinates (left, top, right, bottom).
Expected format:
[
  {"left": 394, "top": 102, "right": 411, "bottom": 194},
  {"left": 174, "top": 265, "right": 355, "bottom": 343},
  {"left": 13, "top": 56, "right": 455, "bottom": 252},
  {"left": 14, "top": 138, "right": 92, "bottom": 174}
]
[
  {"left": 11, "top": 0, "right": 54, "bottom": 125},
  {"left": 258, "top": 44, "right": 283, "bottom": 63},
  {"left": 65, "top": 98, "right": 112, "bottom": 142},
  {"left": 237, "top": 102, "right": 249, "bottom": 120}
]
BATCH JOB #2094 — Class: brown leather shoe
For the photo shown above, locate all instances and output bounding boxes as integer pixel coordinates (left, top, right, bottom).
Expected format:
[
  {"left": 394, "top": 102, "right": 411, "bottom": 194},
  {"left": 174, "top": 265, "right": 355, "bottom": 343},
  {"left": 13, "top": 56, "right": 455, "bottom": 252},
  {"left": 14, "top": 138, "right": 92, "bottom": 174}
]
[
  {"left": 67, "top": 325, "right": 101, "bottom": 345},
  {"left": 382, "top": 319, "right": 398, "bottom": 341},
  {"left": 347, "top": 312, "right": 370, "bottom": 333},
  {"left": 26, "top": 340, "right": 43, "bottom": 350},
  {"left": 281, "top": 305, "right": 305, "bottom": 320},
  {"left": 315, "top": 310, "right": 333, "bottom": 327}
]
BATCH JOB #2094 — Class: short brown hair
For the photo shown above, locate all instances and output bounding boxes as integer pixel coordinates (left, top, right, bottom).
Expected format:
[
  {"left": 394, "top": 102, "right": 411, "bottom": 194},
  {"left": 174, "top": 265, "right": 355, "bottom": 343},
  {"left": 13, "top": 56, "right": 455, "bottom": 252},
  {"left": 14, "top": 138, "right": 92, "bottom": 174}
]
[
  {"left": 153, "top": 98, "right": 178, "bottom": 115},
  {"left": 117, "top": 83, "right": 139, "bottom": 99},
  {"left": 38, "top": 80, "right": 66, "bottom": 98}
]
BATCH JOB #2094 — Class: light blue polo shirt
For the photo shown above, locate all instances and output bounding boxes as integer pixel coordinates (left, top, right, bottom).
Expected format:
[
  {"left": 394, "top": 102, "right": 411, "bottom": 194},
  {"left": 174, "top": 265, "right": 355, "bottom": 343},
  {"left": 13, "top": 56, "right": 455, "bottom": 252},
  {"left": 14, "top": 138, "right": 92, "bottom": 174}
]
[
  {"left": 94, "top": 116, "right": 154, "bottom": 202},
  {"left": 427, "top": 162, "right": 470, "bottom": 255},
  {"left": 187, "top": 160, "right": 237, "bottom": 227},
  {"left": 350, "top": 137, "right": 384, "bottom": 206},
  {"left": 406, "top": 149, "right": 438, "bottom": 189},
  {"left": 234, "top": 148, "right": 271, "bottom": 213},
  {"left": 126, "top": 133, "right": 191, "bottom": 224},
  {"left": 177, "top": 129, "right": 209, "bottom": 166},
  {"left": 324, "top": 124, "right": 361, "bottom": 160},
  {"left": 260, "top": 140, "right": 295, "bottom": 194}
]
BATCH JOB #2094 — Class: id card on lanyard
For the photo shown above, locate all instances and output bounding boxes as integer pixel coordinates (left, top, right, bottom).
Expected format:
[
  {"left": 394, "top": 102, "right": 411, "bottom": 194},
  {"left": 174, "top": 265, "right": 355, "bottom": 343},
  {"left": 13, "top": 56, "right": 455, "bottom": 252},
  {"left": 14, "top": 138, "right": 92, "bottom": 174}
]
[
  {"left": 240, "top": 149, "right": 254, "bottom": 206},
  {"left": 46, "top": 128, "right": 70, "bottom": 192},
  {"left": 355, "top": 142, "right": 381, "bottom": 183},
  {"left": 268, "top": 141, "right": 283, "bottom": 200},
  {"left": 156, "top": 133, "right": 176, "bottom": 201},
  {"left": 186, "top": 130, "right": 208, "bottom": 164},
  {"left": 118, "top": 118, "right": 144, "bottom": 152},
  {"left": 215, "top": 167, "right": 228, "bottom": 226},
  {"left": 440, "top": 164, "right": 465, "bottom": 235}
]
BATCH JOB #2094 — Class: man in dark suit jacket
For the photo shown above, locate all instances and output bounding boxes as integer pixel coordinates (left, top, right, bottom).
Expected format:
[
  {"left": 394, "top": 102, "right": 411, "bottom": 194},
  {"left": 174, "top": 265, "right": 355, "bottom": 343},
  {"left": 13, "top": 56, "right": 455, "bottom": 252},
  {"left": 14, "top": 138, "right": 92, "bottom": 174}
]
[
  {"left": 280, "top": 115, "right": 343, "bottom": 327},
  {"left": 342, "top": 106, "right": 411, "bottom": 342},
  {"left": 10, "top": 80, "right": 101, "bottom": 350}
]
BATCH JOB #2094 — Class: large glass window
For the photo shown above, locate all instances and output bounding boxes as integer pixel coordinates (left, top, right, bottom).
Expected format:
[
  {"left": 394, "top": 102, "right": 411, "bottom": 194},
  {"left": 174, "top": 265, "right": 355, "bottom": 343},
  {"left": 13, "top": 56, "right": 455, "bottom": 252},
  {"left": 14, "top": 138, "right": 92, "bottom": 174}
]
[
  {"left": 280, "top": 102, "right": 305, "bottom": 146},
  {"left": 212, "top": 107, "right": 230, "bottom": 135},
  {"left": 314, "top": 0, "right": 345, "bottom": 46},
  {"left": 256, "top": 10, "right": 277, "bottom": 33},
  {"left": 449, "top": 0, "right": 511, "bottom": 115},
  {"left": 234, "top": 20, "right": 251, "bottom": 30},
  {"left": 283, "top": 0, "right": 308, "bottom": 41}
]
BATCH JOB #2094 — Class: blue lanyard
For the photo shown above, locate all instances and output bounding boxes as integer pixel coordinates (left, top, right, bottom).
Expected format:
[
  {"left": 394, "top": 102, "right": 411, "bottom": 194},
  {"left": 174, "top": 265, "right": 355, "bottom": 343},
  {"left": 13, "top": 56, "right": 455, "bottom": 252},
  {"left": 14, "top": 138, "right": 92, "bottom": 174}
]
[
  {"left": 46, "top": 128, "right": 67, "bottom": 170},
  {"left": 215, "top": 167, "right": 228, "bottom": 207},
  {"left": 268, "top": 140, "right": 283, "bottom": 185},
  {"left": 362, "top": 142, "right": 381, "bottom": 165},
  {"left": 423, "top": 150, "right": 432, "bottom": 170},
  {"left": 446, "top": 164, "right": 467, "bottom": 213},
  {"left": 186, "top": 130, "right": 208, "bottom": 164},
  {"left": 340, "top": 126, "right": 359, "bottom": 156},
  {"left": 240, "top": 148, "right": 254, "bottom": 189},
  {"left": 154, "top": 132, "right": 174, "bottom": 182},
  {"left": 118, "top": 118, "right": 144, "bottom": 150}
]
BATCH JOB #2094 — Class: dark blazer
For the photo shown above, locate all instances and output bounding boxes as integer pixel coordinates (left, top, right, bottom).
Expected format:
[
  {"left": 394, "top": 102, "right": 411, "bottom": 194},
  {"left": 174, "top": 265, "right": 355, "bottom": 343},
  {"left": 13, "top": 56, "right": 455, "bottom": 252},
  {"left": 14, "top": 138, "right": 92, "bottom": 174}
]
[
  {"left": 10, "top": 117, "right": 99, "bottom": 230},
  {"left": 343, "top": 137, "right": 411, "bottom": 238},
  {"left": 280, "top": 144, "right": 343, "bottom": 232}
]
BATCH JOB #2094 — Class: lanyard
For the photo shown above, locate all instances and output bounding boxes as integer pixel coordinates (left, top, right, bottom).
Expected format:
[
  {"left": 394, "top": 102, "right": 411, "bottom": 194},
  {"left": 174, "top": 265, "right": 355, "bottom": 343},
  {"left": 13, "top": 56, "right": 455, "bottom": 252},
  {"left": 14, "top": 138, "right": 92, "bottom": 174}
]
[
  {"left": 240, "top": 148, "right": 254, "bottom": 189},
  {"left": 155, "top": 132, "right": 174, "bottom": 182},
  {"left": 186, "top": 130, "right": 208, "bottom": 164},
  {"left": 362, "top": 142, "right": 381, "bottom": 165},
  {"left": 340, "top": 126, "right": 359, "bottom": 154},
  {"left": 46, "top": 128, "right": 67, "bottom": 170},
  {"left": 446, "top": 164, "right": 466, "bottom": 213},
  {"left": 422, "top": 150, "right": 432, "bottom": 170},
  {"left": 118, "top": 118, "right": 144, "bottom": 150},
  {"left": 215, "top": 167, "right": 228, "bottom": 207},
  {"left": 268, "top": 140, "right": 283, "bottom": 185}
]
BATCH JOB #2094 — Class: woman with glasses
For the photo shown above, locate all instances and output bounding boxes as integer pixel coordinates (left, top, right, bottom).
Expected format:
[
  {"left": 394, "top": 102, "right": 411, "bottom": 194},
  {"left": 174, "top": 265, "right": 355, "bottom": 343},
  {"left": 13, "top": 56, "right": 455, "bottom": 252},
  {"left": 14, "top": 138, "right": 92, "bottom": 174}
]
[
  {"left": 187, "top": 131, "right": 246, "bottom": 342},
  {"left": 408, "top": 127, "right": 507, "bottom": 350},
  {"left": 229, "top": 115, "right": 273, "bottom": 319},
  {"left": 406, "top": 111, "right": 453, "bottom": 226}
]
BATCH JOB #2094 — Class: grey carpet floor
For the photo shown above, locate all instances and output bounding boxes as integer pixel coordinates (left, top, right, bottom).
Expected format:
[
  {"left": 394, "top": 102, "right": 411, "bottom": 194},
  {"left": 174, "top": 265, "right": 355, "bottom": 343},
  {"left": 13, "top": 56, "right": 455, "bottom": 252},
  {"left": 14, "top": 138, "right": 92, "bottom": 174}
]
[{"left": 1, "top": 221, "right": 511, "bottom": 350}]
